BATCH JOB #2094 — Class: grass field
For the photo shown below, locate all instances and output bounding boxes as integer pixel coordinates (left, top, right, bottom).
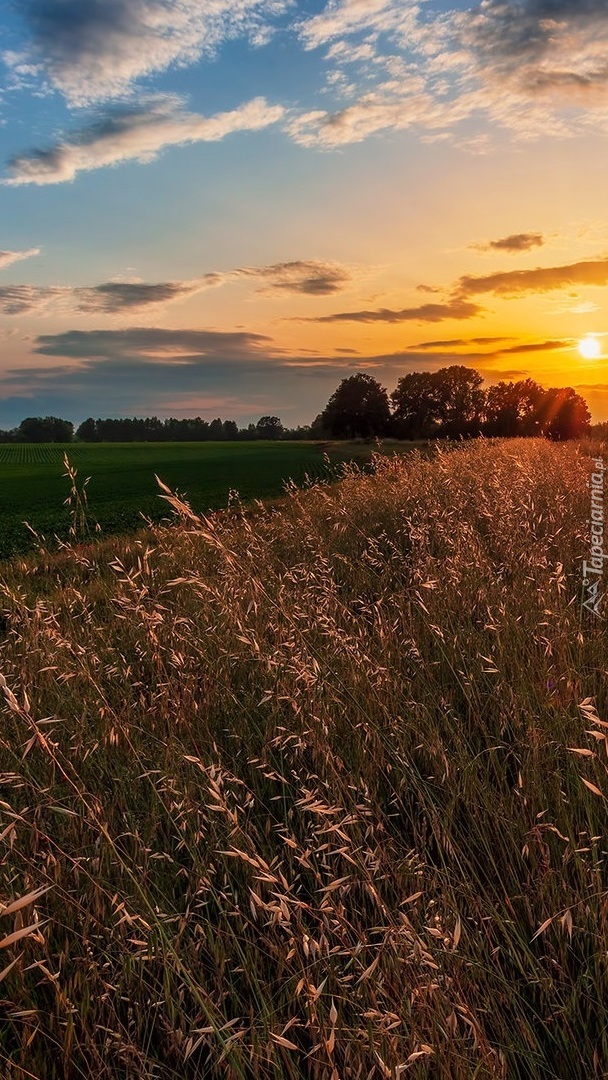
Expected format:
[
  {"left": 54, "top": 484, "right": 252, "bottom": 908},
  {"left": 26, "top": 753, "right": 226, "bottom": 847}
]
[
  {"left": 0, "top": 437, "right": 606, "bottom": 1077},
  {"left": 0, "top": 441, "right": 370, "bottom": 560}
]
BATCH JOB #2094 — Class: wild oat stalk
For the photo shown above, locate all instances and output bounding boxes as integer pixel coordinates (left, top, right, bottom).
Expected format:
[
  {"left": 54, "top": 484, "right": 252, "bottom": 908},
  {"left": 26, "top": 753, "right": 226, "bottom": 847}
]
[{"left": 62, "top": 452, "right": 93, "bottom": 539}]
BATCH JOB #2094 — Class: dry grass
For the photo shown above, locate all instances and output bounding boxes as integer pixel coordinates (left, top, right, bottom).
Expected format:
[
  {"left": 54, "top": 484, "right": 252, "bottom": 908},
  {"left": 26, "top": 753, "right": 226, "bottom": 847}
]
[{"left": 0, "top": 436, "right": 606, "bottom": 1079}]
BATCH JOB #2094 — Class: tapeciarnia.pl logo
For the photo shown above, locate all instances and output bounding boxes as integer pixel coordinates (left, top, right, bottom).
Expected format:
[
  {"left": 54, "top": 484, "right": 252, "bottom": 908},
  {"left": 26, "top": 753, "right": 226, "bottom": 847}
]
[{"left": 582, "top": 456, "right": 606, "bottom": 618}]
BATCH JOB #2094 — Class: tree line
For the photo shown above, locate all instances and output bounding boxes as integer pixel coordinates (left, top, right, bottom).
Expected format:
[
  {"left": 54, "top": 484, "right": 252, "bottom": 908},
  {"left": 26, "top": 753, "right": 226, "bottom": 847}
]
[
  {"left": 0, "top": 367, "right": 594, "bottom": 444},
  {"left": 319, "top": 367, "right": 591, "bottom": 441},
  {"left": 0, "top": 414, "right": 294, "bottom": 443}
]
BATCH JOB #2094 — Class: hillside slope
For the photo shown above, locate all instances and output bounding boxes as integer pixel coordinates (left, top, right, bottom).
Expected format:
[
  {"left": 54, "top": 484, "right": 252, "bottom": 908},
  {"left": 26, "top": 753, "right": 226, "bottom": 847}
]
[{"left": 0, "top": 438, "right": 606, "bottom": 1079}]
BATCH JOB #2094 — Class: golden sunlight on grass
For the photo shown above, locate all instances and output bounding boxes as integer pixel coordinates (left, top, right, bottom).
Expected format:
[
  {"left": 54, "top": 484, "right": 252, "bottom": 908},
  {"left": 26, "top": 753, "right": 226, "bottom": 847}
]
[{"left": 0, "top": 437, "right": 606, "bottom": 1078}]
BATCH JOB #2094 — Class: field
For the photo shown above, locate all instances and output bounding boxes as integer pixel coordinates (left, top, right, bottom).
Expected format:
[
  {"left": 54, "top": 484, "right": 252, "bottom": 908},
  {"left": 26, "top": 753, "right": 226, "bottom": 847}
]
[
  {"left": 0, "top": 437, "right": 606, "bottom": 1078},
  {"left": 0, "top": 441, "right": 365, "bottom": 560}
]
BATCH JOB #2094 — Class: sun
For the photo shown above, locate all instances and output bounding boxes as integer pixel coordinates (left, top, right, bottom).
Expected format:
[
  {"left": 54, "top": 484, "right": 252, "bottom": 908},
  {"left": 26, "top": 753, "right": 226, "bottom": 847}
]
[{"left": 578, "top": 335, "right": 602, "bottom": 360}]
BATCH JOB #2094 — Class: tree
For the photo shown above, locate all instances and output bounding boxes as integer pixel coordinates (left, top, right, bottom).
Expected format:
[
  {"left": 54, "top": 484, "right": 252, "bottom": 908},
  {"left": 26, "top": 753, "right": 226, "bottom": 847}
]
[
  {"left": 433, "top": 366, "right": 485, "bottom": 436},
  {"left": 17, "top": 416, "right": 73, "bottom": 442},
  {"left": 535, "top": 387, "right": 591, "bottom": 440},
  {"left": 222, "top": 420, "right": 238, "bottom": 440},
  {"left": 76, "top": 418, "right": 97, "bottom": 441},
  {"left": 256, "top": 416, "right": 284, "bottom": 440},
  {"left": 484, "top": 379, "right": 545, "bottom": 437},
  {"left": 310, "top": 413, "right": 327, "bottom": 438},
  {"left": 321, "top": 374, "right": 390, "bottom": 439},
  {"left": 391, "top": 372, "right": 443, "bottom": 438}
]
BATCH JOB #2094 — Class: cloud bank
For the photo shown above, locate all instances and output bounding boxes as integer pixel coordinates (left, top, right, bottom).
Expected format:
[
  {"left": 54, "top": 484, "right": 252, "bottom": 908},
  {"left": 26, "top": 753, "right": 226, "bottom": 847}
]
[
  {"left": 292, "top": 0, "right": 608, "bottom": 147},
  {"left": 0, "top": 323, "right": 579, "bottom": 428}
]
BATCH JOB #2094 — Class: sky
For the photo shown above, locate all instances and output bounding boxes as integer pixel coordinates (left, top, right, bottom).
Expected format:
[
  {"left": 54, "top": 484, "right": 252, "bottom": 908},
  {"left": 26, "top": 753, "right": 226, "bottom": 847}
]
[{"left": 1, "top": 0, "right": 608, "bottom": 428}]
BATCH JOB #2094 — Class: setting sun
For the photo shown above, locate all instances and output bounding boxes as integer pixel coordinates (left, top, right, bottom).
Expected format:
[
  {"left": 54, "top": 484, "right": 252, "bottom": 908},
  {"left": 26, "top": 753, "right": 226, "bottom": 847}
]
[{"left": 578, "top": 335, "right": 602, "bottom": 360}]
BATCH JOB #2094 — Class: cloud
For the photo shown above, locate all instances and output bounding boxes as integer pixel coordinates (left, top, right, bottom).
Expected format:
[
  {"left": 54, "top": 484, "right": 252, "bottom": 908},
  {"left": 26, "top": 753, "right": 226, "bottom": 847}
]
[
  {"left": 497, "top": 339, "right": 572, "bottom": 355},
  {"left": 34, "top": 327, "right": 273, "bottom": 360},
  {"left": 0, "top": 248, "right": 40, "bottom": 271},
  {"left": 409, "top": 336, "right": 514, "bottom": 350},
  {"left": 301, "top": 298, "right": 483, "bottom": 323},
  {"left": 0, "top": 279, "right": 210, "bottom": 316},
  {"left": 12, "top": 0, "right": 286, "bottom": 105},
  {"left": 457, "top": 255, "right": 608, "bottom": 298},
  {"left": 0, "top": 324, "right": 587, "bottom": 428},
  {"left": 462, "top": 1, "right": 608, "bottom": 95},
  {"left": 408, "top": 337, "right": 572, "bottom": 359},
  {"left": 0, "top": 260, "right": 355, "bottom": 317},
  {"left": 286, "top": 87, "right": 460, "bottom": 148},
  {"left": 472, "top": 233, "right": 545, "bottom": 253},
  {"left": 0, "top": 286, "right": 66, "bottom": 316},
  {"left": 476, "top": 368, "right": 529, "bottom": 381},
  {"left": 79, "top": 280, "right": 212, "bottom": 312},
  {"left": 234, "top": 260, "right": 352, "bottom": 295},
  {"left": 0, "top": 325, "right": 370, "bottom": 426},
  {"left": 298, "top": 0, "right": 418, "bottom": 52},
  {"left": 4, "top": 96, "right": 285, "bottom": 185},
  {"left": 292, "top": 0, "right": 608, "bottom": 147}
]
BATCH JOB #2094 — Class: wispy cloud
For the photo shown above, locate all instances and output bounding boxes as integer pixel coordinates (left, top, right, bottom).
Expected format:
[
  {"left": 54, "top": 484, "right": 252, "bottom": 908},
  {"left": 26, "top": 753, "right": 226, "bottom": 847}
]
[
  {"left": 471, "top": 233, "right": 545, "bottom": 253},
  {"left": 0, "top": 248, "right": 40, "bottom": 270},
  {"left": 409, "top": 336, "right": 514, "bottom": 350},
  {"left": 300, "top": 298, "right": 482, "bottom": 324},
  {"left": 457, "top": 255, "right": 608, "bottom": 298},
  {"left": 233, "top": 260, "right": 352, "bottom": 295},
  {"left": 10, "top": 0, "right": 287, "bottom": 105},
  {"left": 0, "top": 279, "right": 209, "bottom": 316},
  {"left": 298, "top": 0, "right": 418, "bottom": 52},
  {"left": 497, "top": 339, "right": 572, "bottom": 356},
  {"left": 0, "top": 260, "right": 355, "bottom": 317},
  {"left": 4, "top": 96, "right": 285, "bottom": 186},
  {"left": 409, "top": 336, "right": 572, "bottom": 359}
]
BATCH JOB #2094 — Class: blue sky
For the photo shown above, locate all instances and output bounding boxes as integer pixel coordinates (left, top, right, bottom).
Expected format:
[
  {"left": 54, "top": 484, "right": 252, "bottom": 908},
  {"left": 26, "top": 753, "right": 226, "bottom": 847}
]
[{"left": 1, "top": 0, "right": 608, "bottom": 427}]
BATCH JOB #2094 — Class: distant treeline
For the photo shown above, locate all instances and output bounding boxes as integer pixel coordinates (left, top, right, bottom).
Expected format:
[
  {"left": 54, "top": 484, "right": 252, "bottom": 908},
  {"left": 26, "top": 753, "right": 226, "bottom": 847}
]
[
  {"left": 0, "top": 414, "right": 312, "bottom": 444},
  {"left": 0, "top": 366, "right": 597, "bottom": 444}
]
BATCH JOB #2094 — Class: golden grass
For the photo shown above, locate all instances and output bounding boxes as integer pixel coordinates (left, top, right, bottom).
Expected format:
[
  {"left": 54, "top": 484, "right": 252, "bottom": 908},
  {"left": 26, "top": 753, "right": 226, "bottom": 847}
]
[{"left": 0, "top": 436, "right": 606, "bottom": 1079}]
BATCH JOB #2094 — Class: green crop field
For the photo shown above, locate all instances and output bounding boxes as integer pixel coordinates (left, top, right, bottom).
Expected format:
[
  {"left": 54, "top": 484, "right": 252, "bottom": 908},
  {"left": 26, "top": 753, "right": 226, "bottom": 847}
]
[{"left": 0, "top": 440, "right": 385, "bottom": 560}]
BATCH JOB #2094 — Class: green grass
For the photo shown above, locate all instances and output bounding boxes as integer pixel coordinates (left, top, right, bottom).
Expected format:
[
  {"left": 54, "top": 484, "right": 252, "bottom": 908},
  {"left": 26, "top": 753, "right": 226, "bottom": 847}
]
[{"left": 0, "top": 440, "right": 386, "bottom": 560}]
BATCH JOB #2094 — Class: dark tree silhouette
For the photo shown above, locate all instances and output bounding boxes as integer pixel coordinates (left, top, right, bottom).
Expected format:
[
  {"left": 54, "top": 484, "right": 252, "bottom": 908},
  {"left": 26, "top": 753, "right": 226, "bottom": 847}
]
[
  {"left": 256, "top": 416, "right": 284, "bottom": 439},
  {"left": 433, "top": 366, "right": 485, "bottom": 436},
  {"left": 535, "top": 387, "right": 591, "bottom": 440},
  {"left": 391, "top": 372, "right": 443, "bottom": 437},
  {"left": 222, "top": 420, "right": 239, "bottom": 440},
  {"left": 18, "top": 416, "right": 73, "bottom": 442},
  {"left": 484, "top": 379, "right": 545, "bottom": 437},
  {"left": 76, "top": 418, "right": 98, "bottom": 441},
  {"left": 322, "top": 374, "right": 391, "bottom": 438},
  {"left": 392, "top": 367, "right": 484, "bottom": 437}
]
